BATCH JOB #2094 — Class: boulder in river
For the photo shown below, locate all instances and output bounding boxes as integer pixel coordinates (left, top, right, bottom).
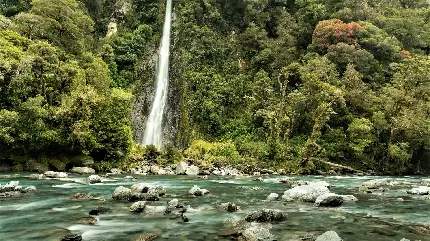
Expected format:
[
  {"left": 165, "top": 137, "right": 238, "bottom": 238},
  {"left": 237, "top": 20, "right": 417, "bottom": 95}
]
[
  {"left": 189, "top": 185, "right": 209, "bottom": 196},
  {"left": 44, "top": 171, "right": 68, "bottom": 178},
  {"left": 175, "top": 161, "right": 188, "bottom": 174},
  {"left": 112, "top": 186, "right": 132, "bottom": 201},
  {"left": 315, "top": 231, "right": 342, "bottom": 241},
  {"left": 221, "top": 202, "right": 240, "bottom": 212},
  {"left": 242, "top": 225, "right": 276, "bottom": 241},
  {"left": 168, "top": 199, "right": 179, "bottom": 209},
  {"left": 407, "top": 186, "right": 430, "bottom": 195},
  {"left": 266, "top": 193, "right": 279, "bottom": 201},
  {"left": 359, "top": 179, "right": 388, "bottom": 192},
  {"left": 29, "top": 173, "right": 45, "bottom": 179},
  {"left": 88, "top": 175, "right": 102, "bottom": 184},
  {"left": 70, "top": 167, "right": 95, "bottom": 174},
  {"left": 61, "top": 234, "right": 83, "bottom": 241},
  {"left": 245, "top": 209, "right": 286, "bottom": 222},
  {"left": 186, "top": 165, "right": 199, "bottom": 176},
  {"left": 130, "top": 201, "right": 147, "bottom": 212},
  {"left": 23, "top": 186, "right": 37, "bottom": 193},
  {"left": 315, "top": 193, "right": 344, "bottom": 207},
  {"left": 282, "top": 183, "right": 330, "bottom": 202}
]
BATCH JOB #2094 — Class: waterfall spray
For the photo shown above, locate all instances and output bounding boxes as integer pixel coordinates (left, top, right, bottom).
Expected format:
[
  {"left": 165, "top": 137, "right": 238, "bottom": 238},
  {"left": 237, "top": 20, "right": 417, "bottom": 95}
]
[{"left": 142, "top": 0, "right": 172, "bottom": 147}]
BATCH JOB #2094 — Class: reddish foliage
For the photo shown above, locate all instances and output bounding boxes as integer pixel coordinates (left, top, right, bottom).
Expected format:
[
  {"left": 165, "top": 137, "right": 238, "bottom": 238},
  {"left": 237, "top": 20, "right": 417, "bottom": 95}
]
[
  {"left": 313, "top": 19, "right": 364, "bottom": 49},
  {"left": 400, "top": 50, "right": 412, "bottom": 59}
]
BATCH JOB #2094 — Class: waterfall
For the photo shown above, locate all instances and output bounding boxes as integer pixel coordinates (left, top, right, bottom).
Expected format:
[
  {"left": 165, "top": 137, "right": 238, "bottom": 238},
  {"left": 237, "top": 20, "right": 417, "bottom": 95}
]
[{"left": 142, "top": 0, "right": 172, "bottom": 147}]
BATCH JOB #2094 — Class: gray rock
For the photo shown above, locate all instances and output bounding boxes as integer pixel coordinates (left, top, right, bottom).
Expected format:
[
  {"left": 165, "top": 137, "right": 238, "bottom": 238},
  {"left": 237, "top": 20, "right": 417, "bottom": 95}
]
[
  {"left": 110, "top": 168, "right": 123, "bottom": 175},
  {"left": 168, "top": 199, "right": 179, "bottom": 209},
  {"left": 1, "top": 181, "right": 19, "bottom": 192},
  {"left": 242, "top": 225, "right": 276, "bottom": 241},
  {"left": 145, "top": 205, "right": 168, "bottom": 214},
  {"left": 70, "top": 167, "right": 95, "bottom": 174},
  {"left": 23, "top": 186, "right": 37, "bottom": 193},
  {"left": 186, "top": 165, "right": 199, "bottom": 176},
  {"left": 400, "top": 239, "right": 410, "bottom": 241},
  {"left": 359, "top": 179, "right": 388, "bottom": 192},
  {"left": 29, "top": 174, "right": 45, "bottom": 179},
  {"left": 131, "top": 183, "right": 150, "bottom": 193},
  {"left": 150, "top": 165, "right": 160, "bottom": 174},
  {"left": 112, "top": 186, "right": 132, "bottom": 200},
  {"left": 282, "top": 183, "right": 330, "bottom": 202},
  {"left": 175, "top": 161, "right": 188, "bottom": 175},
  {"left": 266, "top": 193, "right": 279, "bottom": 201},
  {"left": 315, "top": 193, "right": 344, "bottom": 207},
  {"left": 407, "top": 186, "right": 430, "bottom": 195},
  {"left": 340, "top": 195, "right": 358, "bottom": 202},
  {"left": 89, "top": 206, "right": 111, "bottom": 215},
  {"left": 223, "top": 202, "right": 240, "bottom": 212},
  {"left": 0, "top": 191, "right": 21, "bottom": 198},
  {"left": 245, "top": 209, "right": 286, "bottom": 222},
  {"left": 315, "top": 231, "right": 342, "bottom": 241},
  {"left": 88, "top": 175, "right": 102, "bottom": 184},
  {"left": 189, "top": 185, "right": 209, "bottom": 196},
  {"left": 130, "top": 201, "right": 147, "bottom": 212},
  {"left": 61, "top": 234, "right": 82, "bottom": 241}
]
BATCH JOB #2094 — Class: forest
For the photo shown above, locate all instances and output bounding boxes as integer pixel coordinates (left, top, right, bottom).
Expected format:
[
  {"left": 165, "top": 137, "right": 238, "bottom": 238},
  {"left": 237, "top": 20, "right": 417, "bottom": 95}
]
[{"left": 0, "top": 0, "right": 429, "bottom": 174}]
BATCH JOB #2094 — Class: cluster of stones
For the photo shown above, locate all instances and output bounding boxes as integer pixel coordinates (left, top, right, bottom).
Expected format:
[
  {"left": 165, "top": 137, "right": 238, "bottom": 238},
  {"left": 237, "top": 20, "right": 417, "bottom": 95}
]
[
  {"left": 268, "top": 180, "right": 357, "bottom": 207},
  {"left": 0, "top": 181, "right": 36, "bottom": 198}
]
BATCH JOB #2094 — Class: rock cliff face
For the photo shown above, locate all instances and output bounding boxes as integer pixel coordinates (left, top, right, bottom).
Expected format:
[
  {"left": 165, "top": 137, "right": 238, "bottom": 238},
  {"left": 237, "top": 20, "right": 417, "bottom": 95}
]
[{"left": 131, "top": 6, "right": 185, "bottom": 147}]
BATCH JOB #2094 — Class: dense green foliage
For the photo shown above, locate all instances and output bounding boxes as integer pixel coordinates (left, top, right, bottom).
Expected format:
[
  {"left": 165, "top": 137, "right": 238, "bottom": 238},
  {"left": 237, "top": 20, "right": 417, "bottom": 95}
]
[{"left": 1, "top": 0, "right": 429, "bottom": 174}]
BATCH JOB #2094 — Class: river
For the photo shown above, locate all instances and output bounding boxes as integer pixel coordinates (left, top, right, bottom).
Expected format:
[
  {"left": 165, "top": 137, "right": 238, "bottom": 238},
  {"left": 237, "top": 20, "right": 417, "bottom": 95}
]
[{"left": 0, "top": 173, "right": 429, "bottom": 240}]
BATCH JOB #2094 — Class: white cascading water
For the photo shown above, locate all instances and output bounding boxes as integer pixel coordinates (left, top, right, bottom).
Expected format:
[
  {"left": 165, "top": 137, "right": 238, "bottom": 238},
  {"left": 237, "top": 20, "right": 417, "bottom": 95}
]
[{"left": 142, "top": 0, "right": 172, "bottom": 147}]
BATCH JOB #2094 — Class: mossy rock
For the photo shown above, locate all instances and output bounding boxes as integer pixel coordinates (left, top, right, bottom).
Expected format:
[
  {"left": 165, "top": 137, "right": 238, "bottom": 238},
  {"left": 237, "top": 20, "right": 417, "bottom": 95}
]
[
  {"left": 11, "top": 164, "right": 23, "bottom": 172},
  {"left": 25, "top": 161, "right": 49, "bottom": 172},
  {"left": 48, "top": 159, "right": 66, "bottom": 171},
  {"left": 70, "top": 155, "right": 94, "bottom": 167}
]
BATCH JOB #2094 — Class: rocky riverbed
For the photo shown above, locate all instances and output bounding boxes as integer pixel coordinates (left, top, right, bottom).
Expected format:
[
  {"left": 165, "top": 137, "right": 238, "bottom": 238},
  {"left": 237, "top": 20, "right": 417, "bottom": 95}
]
[{"left": 1, "top": 172, "right": 430, "bottom": 240}]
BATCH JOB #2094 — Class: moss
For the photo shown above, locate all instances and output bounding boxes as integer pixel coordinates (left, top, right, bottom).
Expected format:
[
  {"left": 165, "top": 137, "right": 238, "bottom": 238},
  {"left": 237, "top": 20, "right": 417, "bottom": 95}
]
[
  {"left": 11, "top": 164, "right": 23, "bottom": 171},
  {"left": 48, "top": 159, "right": 66, "bottom": 171}
]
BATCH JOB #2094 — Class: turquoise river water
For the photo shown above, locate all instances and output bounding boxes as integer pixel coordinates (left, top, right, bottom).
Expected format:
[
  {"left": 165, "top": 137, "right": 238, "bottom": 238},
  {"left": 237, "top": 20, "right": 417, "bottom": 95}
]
[{"left": 0, "top": 173, "right": 429, "bottom": 240}]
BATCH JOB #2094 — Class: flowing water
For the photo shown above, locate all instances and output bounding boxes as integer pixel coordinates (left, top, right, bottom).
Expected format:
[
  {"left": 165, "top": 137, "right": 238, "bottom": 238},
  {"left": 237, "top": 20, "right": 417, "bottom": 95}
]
[
  {"left": 143, "top": 0, "right": 172, "bottom": 147},
  {"left": 1, "top": 174, "right": 430, "bottom": 240}
]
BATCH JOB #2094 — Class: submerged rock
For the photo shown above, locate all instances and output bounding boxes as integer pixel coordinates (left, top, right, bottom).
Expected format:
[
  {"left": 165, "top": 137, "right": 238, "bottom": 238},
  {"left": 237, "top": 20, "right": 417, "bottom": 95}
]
[
  {"left": 72, "top": 193, "right": 94, "bottom": 200},
  {"left": 70, "top": 167, "right": 95, "bottom": 174},
  {"left": 242, "top": 225, "right": 276, "bottom": 241},
  {"left": 44, "top": 171, "right": 68, "bottom": 178},
  {"left": 131, "top": 233, "right": 159, "bottom": 241},
  {"left": 221, "top": 202, "right": 240, "bottom": 212},
  {"left": 266, "top": 193, "right": 279, "bottom": 201},
  {"left": 340, "top": 195, "right": 358, "bottom": 202},
  {"left": 407, "top": 186, "right": 430, "bottom": 195},
  {"left": 112, "top": 186, "right": 132, "bottom": 201},
  {"left": 315, "top": 193, "right": 344, "bottom": 207},
  {"left": 245, "top": 209, "right": 286, "bottom": 222},
  {"left": 88, "top": 175, "right": 102, "bottom": 184},
  {"left": 315, "top": 231, "right": 342, "bottom": 241},
  {"left": 130, "top": 201, "right": 147, "bottom": 212},
  {"left": 89, "top": 206, "right": 111, "bottom": 215},
  {"left": 61, "top": 234, "right": 83, "bottom": 241},
  {"left": 282, "top": 183, "right": 330, "bottom": 202},
  {"left": 189, "top": 185, "right": 209, "bottom": 196}
]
